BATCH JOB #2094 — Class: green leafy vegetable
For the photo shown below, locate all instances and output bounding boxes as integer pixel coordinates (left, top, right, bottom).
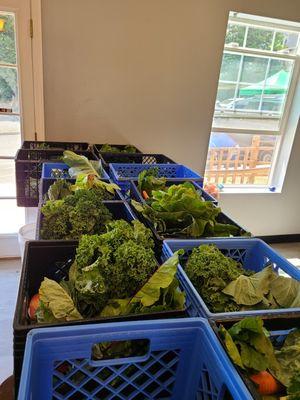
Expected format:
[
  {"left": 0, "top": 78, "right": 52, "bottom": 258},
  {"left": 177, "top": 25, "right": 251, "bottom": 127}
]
[
  {"left": 220, "top": 317, "right": 281, "bottom": 375},
  {"left": 287, "top": 371, "right": 300, "bottom": 399},
  {"left": 63, "top": 150, "right": 103, "bottom": 178},
  {"left": 37, "top": 277, "right": 82, "bottom": 323},
  {"left": 272, "top": 330, "right": 300, "bottom": 387},
  {"left": 41, "top": 189, "right": 113, "bottom": 240},
  {"left": 47, "top": 179, "right": 73, "bottom": 201},
  {"left": 185, "top": 244, "right": 244, "bottom": 312},
  {"left": 223, "top": 266, "right": 277, "bottom": 306},
  {"left": 100, "top": 144, "right": 138, "bottom": 153},
  {"left": 137, "top": 168, "right": 166, "bottom": 194},
  {"left": 100, "top": 250, "right": 185, "bottom": 316},
  {"left": 131, "top": 181, "right": 243, "bottom": 238}
]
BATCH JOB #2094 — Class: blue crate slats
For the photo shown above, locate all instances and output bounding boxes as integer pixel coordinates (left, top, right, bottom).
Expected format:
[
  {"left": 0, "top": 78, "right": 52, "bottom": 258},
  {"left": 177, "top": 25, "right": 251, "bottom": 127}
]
[
  {"left": 163, "top": 238, "right": 300, "bottom": 320},
  {"left": 42, "top": 162, "right": 110, "bottom": 180},
  {"left": 109, "top": 163, "right": 203, "bottom": 192},
  {"left": 18, "top": 318, "right": 251, "bottom": 400}
]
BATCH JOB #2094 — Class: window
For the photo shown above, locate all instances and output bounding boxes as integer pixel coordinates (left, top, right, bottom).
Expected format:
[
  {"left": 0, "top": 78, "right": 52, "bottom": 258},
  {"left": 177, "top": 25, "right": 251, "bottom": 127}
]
[
  {"left": 0, "top": 12, "right": 24, "bottom": 233},
  {"left": 205, "top": 12, "right": 300, "bottom": 190}
]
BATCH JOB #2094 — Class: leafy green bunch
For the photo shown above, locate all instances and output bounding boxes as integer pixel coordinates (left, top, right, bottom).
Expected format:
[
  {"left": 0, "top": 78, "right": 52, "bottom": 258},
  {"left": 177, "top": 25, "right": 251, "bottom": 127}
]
[
  {"left": 36, "top": 220, "right": 185, "bottom": 322},
  {"left": 45, "top": 174, "right": 119, "bottom": 202},
  {"left": 137, "top": 167, "right": 167, "bottom": 194},
  {"left": 132, "top": 182, "right": 242, "bottom": 238},
  {"left": 100, "top": 144, "right": 138, "bottom": 153},
  {"left": 185, "top": 244, "right": 245, "bottom": 312},
  {"left": 41, "top": 188, "right": 113, "bottom": 240},
  {"left": 185, "top": 244, "right": 300, "bottom": 313},
  {"left": 221, "top": 317, "right": 300, "bottom": 398}
]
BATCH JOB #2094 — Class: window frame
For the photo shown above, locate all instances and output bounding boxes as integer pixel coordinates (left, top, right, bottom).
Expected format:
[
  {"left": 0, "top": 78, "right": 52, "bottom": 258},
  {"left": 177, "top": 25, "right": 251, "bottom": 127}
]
[{"left": 209, "top": 13, "right": 300, "bottom": 191}]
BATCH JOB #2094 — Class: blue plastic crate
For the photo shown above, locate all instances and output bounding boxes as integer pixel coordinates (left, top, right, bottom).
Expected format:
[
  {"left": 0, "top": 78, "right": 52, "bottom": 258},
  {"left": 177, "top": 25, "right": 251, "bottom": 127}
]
[
  {"left": 130, "top": 180, "right": 218, "bottom": 204},
  {"left": 36, "top": 200, "right": 136, "bottom": 240},
  {"left": 109, "top": 163, "right": 203, "bottom": 192},
  {"left": 18, "top": 318, "right": 251, "bottom": 400},
  {"left": 42, "top": 162, "right": 110, "bottom": 180},
  {"left": 163, "top": 238, "right": 300, "bottom": 321}
]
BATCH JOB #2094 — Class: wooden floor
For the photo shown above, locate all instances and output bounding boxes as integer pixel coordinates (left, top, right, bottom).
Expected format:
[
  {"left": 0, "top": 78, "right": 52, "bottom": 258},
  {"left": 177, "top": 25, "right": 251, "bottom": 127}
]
[
  {"left": 0, "top": 242, "right": 300, "bottom": 384},
  {"left": 0, "top": 258, "right": 21, "bottom": 384}
]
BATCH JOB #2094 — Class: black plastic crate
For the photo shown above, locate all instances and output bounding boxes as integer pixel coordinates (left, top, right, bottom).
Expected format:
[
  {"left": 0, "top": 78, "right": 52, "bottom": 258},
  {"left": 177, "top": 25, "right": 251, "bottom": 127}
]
[
  {"left": 38, "top": 178, "right": 124, "bottom": 205},
  {"left": 211, "top": 317, "right": 300, "bottom": 400},
  {"left": 21, "top": 141, "right": 90, "bottom": 151},
  {"left": 13, "top": 240, "right": 186, "bottom": 395},
  {"left": 36, "top": 200, "right": 135, "bottom": 240},
  {"left": 93, "top": 143, "right": 141, "bottom": 156},
  {"left": 99, "top": 152, "right": 175, "bottom": 170},
  {"left": 15, "top": 149, "right": 97, "bottom": 207},
  {"left": 130, "top": 188, "right": 249, "bottom": 252}
]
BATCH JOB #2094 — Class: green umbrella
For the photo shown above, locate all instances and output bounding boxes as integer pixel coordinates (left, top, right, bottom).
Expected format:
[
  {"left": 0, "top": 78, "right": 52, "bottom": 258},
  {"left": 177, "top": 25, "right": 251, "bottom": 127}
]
[{"left": 239, "top": 69, "right": 290, "bottom": 96}]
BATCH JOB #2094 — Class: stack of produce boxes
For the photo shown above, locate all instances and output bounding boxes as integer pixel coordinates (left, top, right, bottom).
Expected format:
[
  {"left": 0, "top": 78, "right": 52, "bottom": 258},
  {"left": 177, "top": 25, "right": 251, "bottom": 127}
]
[{"left": 13, "top": 142, "right": 300, "bottom": 400}]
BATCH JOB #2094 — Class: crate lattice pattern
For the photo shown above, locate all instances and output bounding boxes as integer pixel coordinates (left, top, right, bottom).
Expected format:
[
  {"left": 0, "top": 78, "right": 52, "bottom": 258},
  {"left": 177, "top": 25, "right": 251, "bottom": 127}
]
[
  {"left": 52, "top": 349, "right": 179, "bottom": 400},
  {"left": 115, "top": 165, "right": 180, "bottom": 179},
  {"left": 196, "top": 366, "right": 233, "bottom": 400}
]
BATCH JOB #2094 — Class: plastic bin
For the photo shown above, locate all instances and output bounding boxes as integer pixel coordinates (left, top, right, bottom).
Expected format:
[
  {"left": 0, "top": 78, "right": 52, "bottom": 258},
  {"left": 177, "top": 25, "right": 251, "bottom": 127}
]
[
  {"left": 36, "top": 200, "right": 135, "bottom": 240},
  {"left": 99, "top": 152, "right": 175, "bottom": 170},
  {"left": 38, "top": 178, "right": 123, "bottom": 204},
  {"left": 131, "top": 188, "right": 248, "bottom": 251},
  {"left": 93, "top": 143, "right": 141, "bottom": 156},
  {"left": 41, "top": 162, "right": 110, "bottom": 180},
  {"left": 15, "top": 149, "right": 97, "bottom": 207},
  {"left": 163, "top": 238, "right": 300, "bottom": 321},
  {"left": 130, "top": 179, "right": 218, "bottom": 204},
  {"left": 18, "top": 223, "right": 36, "bottom": 260},
  {"left": 18, "top": 318, "right": 251, "bottom": 400},
  {"left": 21, "top": 140, "right": 89, "bottom": 151},
  {"left": 211, "top": 316, "right": 300, "bottom": 400},
  {"left": 109, "top": 163, "right": 203, "bottom": 192},
  {"left": 13, "top": 240, "right": 186, "bottom": 394}
]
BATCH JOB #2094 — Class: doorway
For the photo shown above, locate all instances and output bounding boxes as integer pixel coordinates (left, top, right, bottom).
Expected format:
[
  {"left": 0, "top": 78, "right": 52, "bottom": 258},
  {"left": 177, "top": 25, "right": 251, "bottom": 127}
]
[{"left": 0, "top": 0, "right": 42, "bottom": 257}]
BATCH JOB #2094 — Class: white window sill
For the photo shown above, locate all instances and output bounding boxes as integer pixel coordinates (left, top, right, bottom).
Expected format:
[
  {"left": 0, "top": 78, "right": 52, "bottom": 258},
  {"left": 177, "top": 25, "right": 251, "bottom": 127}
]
[{"left": 219, "top": 187, "right": 282, "bottom": 195}]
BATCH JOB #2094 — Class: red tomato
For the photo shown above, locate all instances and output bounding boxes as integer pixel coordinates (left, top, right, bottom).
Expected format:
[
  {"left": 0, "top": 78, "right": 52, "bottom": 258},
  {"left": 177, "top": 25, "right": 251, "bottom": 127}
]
[{"left": 28, "top": 293, "right": 40, "bottom": 320}]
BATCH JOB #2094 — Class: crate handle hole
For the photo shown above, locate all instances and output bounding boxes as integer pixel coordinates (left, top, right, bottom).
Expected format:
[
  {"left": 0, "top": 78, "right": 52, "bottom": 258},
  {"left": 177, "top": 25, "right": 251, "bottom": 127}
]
[{"left": 90, "top": 338, "right": 150, "bottom": 366}]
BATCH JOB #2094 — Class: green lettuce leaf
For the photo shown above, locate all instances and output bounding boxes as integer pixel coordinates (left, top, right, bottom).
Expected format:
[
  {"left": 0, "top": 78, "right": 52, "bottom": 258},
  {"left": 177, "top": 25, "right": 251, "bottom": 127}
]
[
  {"left": 225, "top": 317, "right": 281, "bottom": 375},
  {"left": 71, "top": 174, "right": 119, "bottom": 194},
  {"left": 270, "top": 276, "right": 300, "bottom": 308},
  {"left": 223, "top": 265, "right": 277, "bottom": 306},
  {"left": 129, "top": 250, "right": 184, "bottom": 307},
  {"left": 47, "top": 179, "right": 72, "bottom": 200},
  {"left": 37, "top": 277, "right": 82, "bottom": 323},
  {"left": 272, "top": 330, "right": 300, "bottom": 386},
  {"left": 63, "top": 150, "right": 103, "bottom": 178}
]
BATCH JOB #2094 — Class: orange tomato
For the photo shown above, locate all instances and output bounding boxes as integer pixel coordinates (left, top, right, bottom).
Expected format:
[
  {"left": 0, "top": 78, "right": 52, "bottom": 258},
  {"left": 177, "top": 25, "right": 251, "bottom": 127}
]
[{"left": 250, "top": 371, "right": 282, "bottom": 395}]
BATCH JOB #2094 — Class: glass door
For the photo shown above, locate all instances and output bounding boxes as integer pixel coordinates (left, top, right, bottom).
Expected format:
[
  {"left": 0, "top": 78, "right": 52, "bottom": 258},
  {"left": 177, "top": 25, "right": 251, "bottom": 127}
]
[{"left": 0, "top": 11, "right": 24, "bottom": 234}]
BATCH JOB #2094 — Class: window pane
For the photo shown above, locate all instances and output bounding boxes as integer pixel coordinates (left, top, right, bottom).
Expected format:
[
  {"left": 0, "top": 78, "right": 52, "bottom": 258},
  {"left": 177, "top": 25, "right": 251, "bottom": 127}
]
[
  {"left": 205, "top": 132, "right": 279, "bottom": 186},
  {"left": 240, "top": 56, "right": 268, "bottom": 83},
  {"left": 246, "top": 27, "right": 273, "bottom": 50},
  {"left": 0, "top": 158, "right": 16, "bottom": 196},
  {"left": 225, "top": 23, "right": 246, "bottom": 47},
  {"left": 0, "top": 115, "right": 21, "bottom": 156},
  {"left": 0, "top": 199, "right": 24, "bottom": 233},
  {"left": 273, "top": 31, "right": 299, "bottom": 54},
  {"left": 215, "top": 82, "right": 236, "bottom": 109},
  {"left": 0, "top": 67, "right": 19, "bottom": 112},
  {"left": 0, "top": 13, "right": 16, "bottom": 65},
  {"left": 219, "top": 53, "right": 241, "bottom": 81}
]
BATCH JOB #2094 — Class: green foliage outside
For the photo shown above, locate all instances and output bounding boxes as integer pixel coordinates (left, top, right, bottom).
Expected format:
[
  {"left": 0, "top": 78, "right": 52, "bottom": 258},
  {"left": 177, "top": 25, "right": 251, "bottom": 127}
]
[
  {"left": 218, "top": 24, "right": 290, "bottom": 103},
  {"left": 0, "top": 14, "right": 17, "bottom": 105}
]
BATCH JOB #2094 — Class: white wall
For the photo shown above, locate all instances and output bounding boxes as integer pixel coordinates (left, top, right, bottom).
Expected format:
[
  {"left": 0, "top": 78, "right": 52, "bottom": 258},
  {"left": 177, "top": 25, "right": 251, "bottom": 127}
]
[{"left": 41, "top": 0, "right": 300, "bottom": 236}]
